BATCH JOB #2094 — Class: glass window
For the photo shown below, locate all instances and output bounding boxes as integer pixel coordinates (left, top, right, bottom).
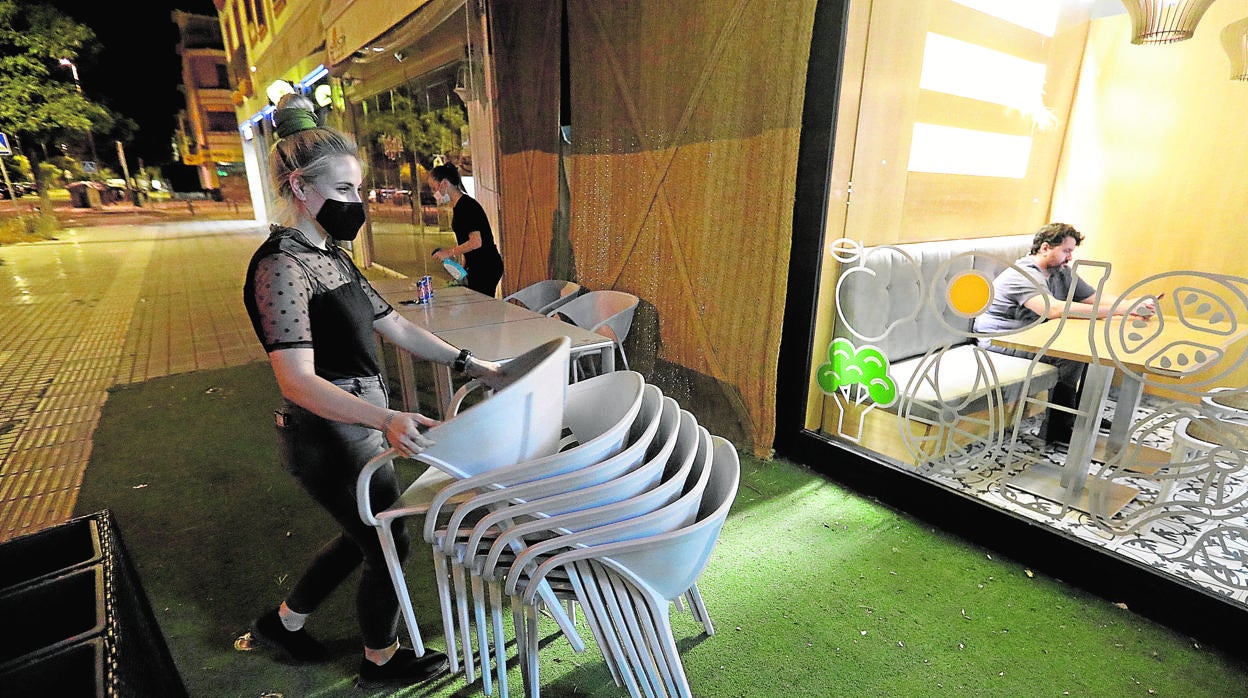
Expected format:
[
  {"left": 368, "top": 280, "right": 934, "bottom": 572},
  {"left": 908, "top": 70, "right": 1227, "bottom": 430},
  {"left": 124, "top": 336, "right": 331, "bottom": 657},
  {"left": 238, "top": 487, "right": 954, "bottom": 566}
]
[
  {"left": 350, "top": 65, "right": 471, "bottom": 278},
  {"left": 800, "top": 0, "right": 1248, "bottom": 619},
  {"left": 205, "top": 111, "right": 238, "bottom": 133}
]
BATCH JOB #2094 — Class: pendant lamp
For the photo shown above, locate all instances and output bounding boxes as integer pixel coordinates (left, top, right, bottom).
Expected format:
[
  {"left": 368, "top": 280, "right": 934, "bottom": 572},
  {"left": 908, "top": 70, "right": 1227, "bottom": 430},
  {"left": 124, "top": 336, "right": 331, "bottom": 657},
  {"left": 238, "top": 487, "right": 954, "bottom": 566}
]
[
  {"left": 1221, "top": 17, "right": 1248, "bottom": 80},
  {"left": 1121, "top": 0, "right": 1217, "bottom": 44}
]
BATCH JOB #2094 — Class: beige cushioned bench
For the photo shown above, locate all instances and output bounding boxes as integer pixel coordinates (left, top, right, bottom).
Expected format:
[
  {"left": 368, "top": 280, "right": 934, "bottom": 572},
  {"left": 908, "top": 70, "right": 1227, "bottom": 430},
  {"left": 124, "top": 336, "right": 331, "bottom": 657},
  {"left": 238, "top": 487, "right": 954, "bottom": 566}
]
[{"left": 824, "top": 235, "right": 1060, "bottom": 462}]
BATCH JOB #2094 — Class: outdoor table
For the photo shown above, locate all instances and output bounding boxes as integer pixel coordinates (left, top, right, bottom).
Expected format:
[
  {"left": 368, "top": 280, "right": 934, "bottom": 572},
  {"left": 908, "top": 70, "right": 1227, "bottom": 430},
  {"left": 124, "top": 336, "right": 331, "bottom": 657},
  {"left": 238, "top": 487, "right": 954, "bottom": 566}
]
[
  {"left": 994, "top": 315, "right": 1248, "bottom": 515},
  {"left": 375, "top": 283, "right": 616, "bottom": 417}
]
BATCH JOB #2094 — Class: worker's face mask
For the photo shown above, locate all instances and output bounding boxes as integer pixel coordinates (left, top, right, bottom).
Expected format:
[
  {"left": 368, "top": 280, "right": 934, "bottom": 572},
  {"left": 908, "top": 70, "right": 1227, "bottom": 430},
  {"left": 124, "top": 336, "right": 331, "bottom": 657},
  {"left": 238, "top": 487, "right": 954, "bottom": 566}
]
[{"left": 315, "top": 198, "right": 366, "bottom": 241}]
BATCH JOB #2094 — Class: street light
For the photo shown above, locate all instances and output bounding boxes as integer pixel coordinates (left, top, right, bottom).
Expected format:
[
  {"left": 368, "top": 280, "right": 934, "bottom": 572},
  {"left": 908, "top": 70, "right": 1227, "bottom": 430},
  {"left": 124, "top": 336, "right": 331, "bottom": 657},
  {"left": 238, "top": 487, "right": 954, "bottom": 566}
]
[{"left": 57, "top": 58, "right": 99, "bottom": 164}]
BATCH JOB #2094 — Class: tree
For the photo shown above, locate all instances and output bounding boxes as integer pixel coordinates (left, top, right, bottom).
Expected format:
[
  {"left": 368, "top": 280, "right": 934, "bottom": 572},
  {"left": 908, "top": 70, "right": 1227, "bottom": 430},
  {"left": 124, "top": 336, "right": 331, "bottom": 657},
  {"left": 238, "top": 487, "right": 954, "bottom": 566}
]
[{"left": 0, "top": 0, "right": 115, "bottom": 209}]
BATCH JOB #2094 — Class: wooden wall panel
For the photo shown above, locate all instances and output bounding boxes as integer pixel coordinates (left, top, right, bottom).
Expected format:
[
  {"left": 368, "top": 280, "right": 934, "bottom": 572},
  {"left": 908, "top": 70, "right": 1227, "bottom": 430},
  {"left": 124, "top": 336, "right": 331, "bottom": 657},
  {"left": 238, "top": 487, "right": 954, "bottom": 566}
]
[
  {"left": 844, "top": 0, "right": 1090, "bottom": 246},
  {"left": 491, "top": 0, "right": 561, "bottom": 295},
  {"left": 566, "top": 0, "right": 817, "bottom": 455}
]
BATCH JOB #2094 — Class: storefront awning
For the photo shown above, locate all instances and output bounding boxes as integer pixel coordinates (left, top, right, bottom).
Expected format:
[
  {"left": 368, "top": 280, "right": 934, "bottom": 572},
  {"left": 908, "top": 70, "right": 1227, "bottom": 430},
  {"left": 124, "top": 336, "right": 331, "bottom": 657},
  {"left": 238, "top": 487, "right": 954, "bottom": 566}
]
[
  {"left": 325, "top": 0, "right": 464, "bottom": 68},
  {"left": 250, "top": 0, "right": 329, "bottom": 83}
]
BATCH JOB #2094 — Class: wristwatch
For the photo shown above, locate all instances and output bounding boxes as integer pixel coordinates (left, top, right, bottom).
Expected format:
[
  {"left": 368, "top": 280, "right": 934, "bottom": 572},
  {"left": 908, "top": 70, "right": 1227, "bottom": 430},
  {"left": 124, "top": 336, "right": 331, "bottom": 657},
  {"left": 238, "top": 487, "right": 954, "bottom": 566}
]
[{"left": 452, "top": 348, "right": 473, "bottom": 374}]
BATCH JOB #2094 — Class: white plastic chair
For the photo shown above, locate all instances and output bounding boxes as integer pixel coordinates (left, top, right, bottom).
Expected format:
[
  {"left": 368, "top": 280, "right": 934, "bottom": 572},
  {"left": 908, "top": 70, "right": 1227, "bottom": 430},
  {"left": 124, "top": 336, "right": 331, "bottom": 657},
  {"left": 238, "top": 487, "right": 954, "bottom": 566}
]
[
  {"left": 431, "top": 396, "right": 679, "bottom": 697},
  {"left": 504, "top": 279, "right": 582, "bottom": 315},
  {"left": 443, "top": 385, "right": 667, "bottom": 696},
  {"left": 549, "top": 290, "right": 640, "bottom": 378},
  {"left": 521, "top": 435, "right": 740, "bottom": 698},
  {"left": 354, "top": 337, "right": 570, "bottom": 672},
  {"left": 425, "top": 371, "right": 647, "bottom": 685},
  {"left": 494, "top": 415, "right": 710, "bottom": 696}
]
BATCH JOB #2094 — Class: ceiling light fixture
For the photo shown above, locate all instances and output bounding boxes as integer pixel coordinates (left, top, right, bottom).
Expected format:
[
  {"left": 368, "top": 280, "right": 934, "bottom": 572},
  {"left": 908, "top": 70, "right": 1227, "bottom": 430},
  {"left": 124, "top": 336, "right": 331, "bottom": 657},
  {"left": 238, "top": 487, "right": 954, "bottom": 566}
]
[
  {"left": 1221, "top": 16, "right": 1248, "bottom": 80},
  {"left": 1121, "top": 0, "right": 1217, "bottom": 44}
]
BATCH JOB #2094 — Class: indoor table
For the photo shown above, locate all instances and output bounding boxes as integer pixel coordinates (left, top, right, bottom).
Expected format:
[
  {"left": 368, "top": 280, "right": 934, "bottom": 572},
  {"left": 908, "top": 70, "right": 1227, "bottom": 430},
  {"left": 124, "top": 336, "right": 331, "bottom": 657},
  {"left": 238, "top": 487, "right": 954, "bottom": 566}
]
[{"left": 994, "top": 314, "right": 1247, "bottom": 515}]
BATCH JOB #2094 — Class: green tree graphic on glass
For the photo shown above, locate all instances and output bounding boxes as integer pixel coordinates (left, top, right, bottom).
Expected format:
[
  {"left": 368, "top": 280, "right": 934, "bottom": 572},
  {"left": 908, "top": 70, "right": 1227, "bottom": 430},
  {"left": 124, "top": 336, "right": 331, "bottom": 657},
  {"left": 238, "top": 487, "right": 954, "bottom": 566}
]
[{"left": 817, "top": 338, "right": 898, "bottom": 441}]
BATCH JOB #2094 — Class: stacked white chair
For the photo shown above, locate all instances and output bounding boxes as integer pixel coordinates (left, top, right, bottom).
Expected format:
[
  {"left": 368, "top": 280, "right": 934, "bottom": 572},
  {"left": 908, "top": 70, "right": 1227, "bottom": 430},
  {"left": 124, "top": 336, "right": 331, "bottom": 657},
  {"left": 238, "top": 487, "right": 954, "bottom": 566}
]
[
  {"left": 355, "top": 332, "right": 741, "bottom": 698},
  {"left": 355, "top": 338, "right": 570, "bottom": 671},
  {"left": 496, "top": 422, "right": 717, "bottom": 696},
  {"left": 443, "top": 384, "right": 667, "bottom": 684},
  {"left": 425, "top": 371, "right": 648, "bottom": 687},
  {"left": 516, "top": 437, "right": 739, "bottom": 697}
]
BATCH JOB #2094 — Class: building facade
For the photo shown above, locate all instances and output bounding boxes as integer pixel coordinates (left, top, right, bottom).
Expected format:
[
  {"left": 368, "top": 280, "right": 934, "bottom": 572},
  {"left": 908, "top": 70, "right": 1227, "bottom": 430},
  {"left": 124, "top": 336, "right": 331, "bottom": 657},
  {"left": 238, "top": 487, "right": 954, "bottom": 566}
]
[
  {"left": 172, "top": 10, "right": 248, "bottom": 202},
  {"left": 212, "top": 0, "right": 1248, "bottom": 647}
]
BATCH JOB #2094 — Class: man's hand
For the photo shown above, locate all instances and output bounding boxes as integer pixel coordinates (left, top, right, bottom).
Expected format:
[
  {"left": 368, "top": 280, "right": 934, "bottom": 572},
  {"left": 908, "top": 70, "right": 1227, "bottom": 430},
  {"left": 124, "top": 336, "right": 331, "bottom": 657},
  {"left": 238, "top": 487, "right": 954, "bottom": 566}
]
[
  {"left": 1125, "top": 296, "right": 1157, "bottom": 319},
  {"left": 432, "top": 247, "right": 452, "bottom": 262}
]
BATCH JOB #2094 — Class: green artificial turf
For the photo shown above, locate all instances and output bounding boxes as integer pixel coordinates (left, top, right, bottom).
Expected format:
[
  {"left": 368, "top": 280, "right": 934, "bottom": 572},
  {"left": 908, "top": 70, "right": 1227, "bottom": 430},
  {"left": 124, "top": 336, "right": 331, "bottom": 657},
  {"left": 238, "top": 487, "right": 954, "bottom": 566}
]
[{"left": 77, "top": 362, "right": 1248, "bottom": 697}]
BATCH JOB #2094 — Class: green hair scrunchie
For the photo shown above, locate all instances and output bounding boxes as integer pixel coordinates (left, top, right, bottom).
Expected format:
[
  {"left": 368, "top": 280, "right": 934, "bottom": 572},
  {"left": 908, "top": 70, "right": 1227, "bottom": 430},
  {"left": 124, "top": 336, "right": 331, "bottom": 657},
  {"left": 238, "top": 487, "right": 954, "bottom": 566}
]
[{"left": 274, "top": 108, "right": 318, "bottom": 139}]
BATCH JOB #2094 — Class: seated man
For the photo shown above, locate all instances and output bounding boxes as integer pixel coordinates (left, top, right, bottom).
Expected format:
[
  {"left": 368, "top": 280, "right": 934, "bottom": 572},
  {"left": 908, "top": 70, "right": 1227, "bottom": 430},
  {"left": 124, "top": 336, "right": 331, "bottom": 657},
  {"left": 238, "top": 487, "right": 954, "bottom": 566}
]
[{"left": 972, "top": 223, "right": 1152, "bottom": 446}]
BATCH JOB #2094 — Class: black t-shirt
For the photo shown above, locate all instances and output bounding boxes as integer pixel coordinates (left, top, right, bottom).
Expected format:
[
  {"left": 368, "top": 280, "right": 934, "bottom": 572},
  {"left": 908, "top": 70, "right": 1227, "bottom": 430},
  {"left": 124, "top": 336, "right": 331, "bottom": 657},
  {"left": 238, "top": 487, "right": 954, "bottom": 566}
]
[
  {"left": 243, "top": 226, "right": 394, "bottom": 380},
  {"left": 452, "top": 195, "right": 502, "bottom": 271}
]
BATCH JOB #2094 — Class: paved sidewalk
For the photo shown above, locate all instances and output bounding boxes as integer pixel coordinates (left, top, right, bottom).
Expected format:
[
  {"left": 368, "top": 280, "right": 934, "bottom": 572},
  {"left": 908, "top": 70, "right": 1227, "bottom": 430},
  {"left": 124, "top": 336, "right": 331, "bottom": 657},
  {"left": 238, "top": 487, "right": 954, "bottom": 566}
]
[{"left": 0, "top": 219, "right": 270, "bottom": 542}]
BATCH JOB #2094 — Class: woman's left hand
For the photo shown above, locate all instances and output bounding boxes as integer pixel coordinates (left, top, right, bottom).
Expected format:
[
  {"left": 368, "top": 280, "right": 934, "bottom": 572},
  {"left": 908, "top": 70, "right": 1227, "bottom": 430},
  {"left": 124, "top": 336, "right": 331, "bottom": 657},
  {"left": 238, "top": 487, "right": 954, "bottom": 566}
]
[{"left": 383, "top": 411, "right": 440, "bottom": 457}]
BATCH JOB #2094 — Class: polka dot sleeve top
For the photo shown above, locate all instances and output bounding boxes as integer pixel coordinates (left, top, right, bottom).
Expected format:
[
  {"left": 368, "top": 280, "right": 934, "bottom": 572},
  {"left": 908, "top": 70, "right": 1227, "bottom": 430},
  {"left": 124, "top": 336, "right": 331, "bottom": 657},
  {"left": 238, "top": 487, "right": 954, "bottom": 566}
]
[{"left": 244, "top": 227, "right": 394, "bottom": 378}]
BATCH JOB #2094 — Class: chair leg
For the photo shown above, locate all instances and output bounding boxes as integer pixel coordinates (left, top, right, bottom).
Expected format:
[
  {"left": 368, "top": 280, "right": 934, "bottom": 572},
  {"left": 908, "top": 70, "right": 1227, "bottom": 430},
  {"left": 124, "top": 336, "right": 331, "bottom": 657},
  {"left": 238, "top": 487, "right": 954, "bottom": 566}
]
[
  {"left": 471, "top": 572, "right": 493, "bottom": 695},
  {"left": 491, "top": 580, "right": 510, "bottom": 698},
  {"left": 431, "top": 550, "right": 460, "bottom": 673},
  {"left": 525, "top": 602, "right": 542, "bottom": 697},
  {"left": 1162, "top": 431, "right": 1198, "bottom": 502},
  {"left": 452, "top": 560, "right": 476, "bottom": 683},
  {"left": 618, "top": 579, "right": 676, "bottom": 698},
  {"left": 377, "top": 525, "right": 425, "bottom": 656},
  {"left": 574, "top": 561, "right": 643, "bottom": 696},
  {"left": 590, "top": 563, "right": 656, "bottom": 697},
  {"left": 685, "top": 583, "right": 714, "bottom": 635}
]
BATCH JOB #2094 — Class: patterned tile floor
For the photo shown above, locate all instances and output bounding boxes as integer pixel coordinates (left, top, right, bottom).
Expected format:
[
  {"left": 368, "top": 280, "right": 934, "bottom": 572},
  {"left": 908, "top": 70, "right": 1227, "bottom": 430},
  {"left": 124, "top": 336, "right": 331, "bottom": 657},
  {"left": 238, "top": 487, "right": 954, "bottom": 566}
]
[
  {"left": 0, "top": 221, "right": 269, "bottom": 542},
  {"left": 904, "top": 403, "right": 1248, "bottom": 607}
]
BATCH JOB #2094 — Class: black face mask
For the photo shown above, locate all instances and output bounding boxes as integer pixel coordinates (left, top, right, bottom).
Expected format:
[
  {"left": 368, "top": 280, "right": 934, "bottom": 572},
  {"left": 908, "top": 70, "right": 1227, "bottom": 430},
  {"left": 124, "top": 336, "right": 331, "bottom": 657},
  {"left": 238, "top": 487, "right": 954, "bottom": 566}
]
[{"left": 316, "top": 199, "right": 366, "bottom": 241}]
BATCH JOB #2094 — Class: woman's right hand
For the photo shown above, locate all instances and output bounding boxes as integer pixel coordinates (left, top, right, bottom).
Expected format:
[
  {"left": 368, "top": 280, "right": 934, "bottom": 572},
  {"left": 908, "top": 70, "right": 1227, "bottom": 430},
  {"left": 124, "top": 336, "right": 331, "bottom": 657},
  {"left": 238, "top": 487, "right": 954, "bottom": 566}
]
[{"left": 382, "top": 410, "right": 439, "bottom": 457}]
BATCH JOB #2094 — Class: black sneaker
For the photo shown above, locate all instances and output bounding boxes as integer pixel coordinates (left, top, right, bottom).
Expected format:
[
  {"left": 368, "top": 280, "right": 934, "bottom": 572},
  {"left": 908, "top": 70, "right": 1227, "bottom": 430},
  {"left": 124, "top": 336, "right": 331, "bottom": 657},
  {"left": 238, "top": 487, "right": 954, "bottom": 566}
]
[
  {"left": 249, "top": 608, "right": 329, "bottom": 663},
  {"left": 356, "top": 648, "right": 450, "bottom": 689}
]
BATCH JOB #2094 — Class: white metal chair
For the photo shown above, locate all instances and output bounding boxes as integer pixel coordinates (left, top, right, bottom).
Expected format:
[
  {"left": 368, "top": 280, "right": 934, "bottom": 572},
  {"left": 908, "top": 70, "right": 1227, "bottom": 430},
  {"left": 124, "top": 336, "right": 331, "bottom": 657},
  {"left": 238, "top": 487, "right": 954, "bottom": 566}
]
[
  {"left": 549, "top": 290, "right": 640, "bottom": 378},
  {"left": 354, "top": 337, "right": 570, "bottom": 673},
  {"left": 1202, "top": 387, "right": 1248, "bottom": 423},
  {"left": 520, "top": 435, "right": 739, "bottom": 698},
  {"left": 1164, "top": 415, "right": 1248, "bottom": 502},
  {"left": 504, "top": 279, "right": 583, "bottom": 315}
]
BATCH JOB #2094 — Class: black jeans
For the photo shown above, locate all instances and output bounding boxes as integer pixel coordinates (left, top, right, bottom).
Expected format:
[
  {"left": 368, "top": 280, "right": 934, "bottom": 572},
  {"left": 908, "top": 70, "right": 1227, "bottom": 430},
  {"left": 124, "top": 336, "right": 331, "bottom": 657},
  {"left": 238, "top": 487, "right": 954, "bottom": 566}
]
[
  {"left": 985, "top": 343, "right": 1087, "bottom": 441},
  {"left": 274, "top": 375, "right": 410, "bottom": 649}
]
